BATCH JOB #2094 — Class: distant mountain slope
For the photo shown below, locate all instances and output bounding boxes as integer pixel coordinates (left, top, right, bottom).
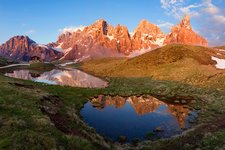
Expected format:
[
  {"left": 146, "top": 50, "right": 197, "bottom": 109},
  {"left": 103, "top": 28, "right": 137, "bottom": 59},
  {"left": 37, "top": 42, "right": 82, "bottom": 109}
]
[
  {"left": 0, "top": 36, "right": 63, "bottom": 62},
  {"left": 82, "top": 44, "right": 225, "bottom": 89}
]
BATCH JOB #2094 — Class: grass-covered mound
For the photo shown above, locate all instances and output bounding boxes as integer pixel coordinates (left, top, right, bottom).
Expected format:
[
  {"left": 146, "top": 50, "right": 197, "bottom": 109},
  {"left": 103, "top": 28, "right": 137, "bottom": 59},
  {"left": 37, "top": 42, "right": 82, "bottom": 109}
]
[
  {"left": 82, "top": 44, "right": 225, "bottom": 90},
  {"left": 0, "top": 57, "right": 11, "bottom": 67},
  {"left": 215, "top": 46, "right": 225, "bottom": 50},
  {"left": 29, "top": 62, "right": 55, "bottom": 69}
]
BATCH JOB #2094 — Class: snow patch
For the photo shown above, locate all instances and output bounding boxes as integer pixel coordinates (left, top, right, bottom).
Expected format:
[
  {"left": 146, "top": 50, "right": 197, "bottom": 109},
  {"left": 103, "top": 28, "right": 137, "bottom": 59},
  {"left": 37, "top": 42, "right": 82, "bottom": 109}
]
[
  {"left": 212, "top": 56, "right": 225, "bottom": 69},
  {"left": 37, "top": 44, "right": 48, "bottom": 49},
  {"left": 107, "top": 35, "right": 115, "bottom": 40},
  {"left": 52, "top": 47, "right": 64, "bottom": 53},
  {"left": 154, "top": 37, "right": 166, "bottom": 47},
  {"left": 53, "top": 42, "right": 64, "bottom": 53},
  {"left": 55, "top": 42, "right": 63, "bottom": 49},
  {"left": 59, "top": 62, "right": 76, "bottom": 67},
  {"left": 65, "top": 47, "right": 72, "bottom": 53},
  {"left": 130, "top": 32, "right": 134, "bottom": 37}
]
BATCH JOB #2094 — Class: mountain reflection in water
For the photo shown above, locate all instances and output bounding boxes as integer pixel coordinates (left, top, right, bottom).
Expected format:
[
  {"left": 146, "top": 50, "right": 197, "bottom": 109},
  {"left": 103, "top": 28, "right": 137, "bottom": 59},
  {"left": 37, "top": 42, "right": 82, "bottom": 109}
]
[
  {"left": 5, "top": 69, "right": 108, "bottom": 88},
  {"left": 81, "top": 95, "right": 197, "bottom": 141}
]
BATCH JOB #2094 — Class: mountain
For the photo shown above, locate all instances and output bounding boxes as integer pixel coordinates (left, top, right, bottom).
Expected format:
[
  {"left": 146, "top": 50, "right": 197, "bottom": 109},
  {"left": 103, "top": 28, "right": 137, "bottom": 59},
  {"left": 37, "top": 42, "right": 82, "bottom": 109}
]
[
  {"left": 131, "top": 19, "right": 166, "bottom": 50},
  {"left": 0, "top": 35, "right": 63, "bottom": 62},
  {"left": 52, "top": 15, "right": 208, "bottom": 60},
  {"left": 165, "top": 15, "right": 208, "bottom": 46},
  {"left": 55, "top": 19, "right": 133, "bottom": 60},
  {"left": 0, "top": 15, "right": 208, "bottom": 62}
]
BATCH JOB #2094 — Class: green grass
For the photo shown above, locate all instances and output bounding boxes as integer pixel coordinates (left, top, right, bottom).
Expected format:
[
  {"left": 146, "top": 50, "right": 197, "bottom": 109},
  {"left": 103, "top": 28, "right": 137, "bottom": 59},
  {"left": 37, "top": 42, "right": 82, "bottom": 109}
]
[
  {"left": 29, "top": 62, "right": 55, "bottom": 69},
  {"left": 82, "top": 44, "right": 225, "bottom": 90},
  {"left": 0, "top": 57, "right": 10, "bottom": 67},
  {"left": 0, "top": 44, "right": 225, "bottom": 149},
  {"left": 215, "top": 46, "right": 225, "bottom": 50},
  {"left": 0, "top": 72, "right": 225, "bottom": 149}
]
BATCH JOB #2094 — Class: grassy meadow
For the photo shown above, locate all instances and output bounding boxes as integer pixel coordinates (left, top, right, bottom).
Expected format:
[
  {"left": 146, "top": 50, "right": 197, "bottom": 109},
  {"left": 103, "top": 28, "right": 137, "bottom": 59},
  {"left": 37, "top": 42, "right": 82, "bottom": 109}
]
[{"left": 0, "top": 44, "right": 225, "bottom": 149}]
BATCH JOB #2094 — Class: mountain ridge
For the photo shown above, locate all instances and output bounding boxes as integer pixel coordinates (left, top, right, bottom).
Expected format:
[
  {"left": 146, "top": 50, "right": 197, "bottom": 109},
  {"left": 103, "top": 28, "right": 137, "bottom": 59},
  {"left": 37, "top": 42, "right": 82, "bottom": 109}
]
[
  {"left": 0, "top": 15, "right": 208, "bottom": 61},
  {"left": 0, "top": 35, "right": 63, "bottom": 62},
  {"left": 54, "top": 14, "right": 208, "bottom": 60}
]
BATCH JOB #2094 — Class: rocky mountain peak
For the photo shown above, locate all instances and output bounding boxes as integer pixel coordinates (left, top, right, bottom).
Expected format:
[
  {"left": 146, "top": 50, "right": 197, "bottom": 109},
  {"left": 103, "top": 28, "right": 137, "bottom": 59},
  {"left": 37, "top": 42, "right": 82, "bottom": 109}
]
[
  {"left": 1, "top": 35, "right": 36, "bottom": 51},
  {"left": 114, "top": 24, "right": 129, "bottom": 35},
  {"left": 0, "top": 35, "right": 63, "bottom": 61},
  {"left": 88, "top": 19, "right": 108, "bottom": 35},
  {"left": 51, "top": 16, "right": 208, "bottom": 61},
  {"left": 179, "top": 14, "right": 191, "bottom": 30},
  {"left": 134, "top": 19, "right": 163, "bottom": 36},
  {"left": 165, "top": 14, "right": 208, "bottom": 46}
]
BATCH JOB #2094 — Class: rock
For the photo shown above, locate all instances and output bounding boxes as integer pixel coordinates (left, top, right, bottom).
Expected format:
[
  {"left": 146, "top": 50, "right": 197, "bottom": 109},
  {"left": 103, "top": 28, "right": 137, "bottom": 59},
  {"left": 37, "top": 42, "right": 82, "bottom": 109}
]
[
  {"left": 131, "top": 138, "right": 140, "bottom": 146},
  {"left": 0, "top": 35, "right": 63, "bottom": 62},
  {"left": 174, "top": 100, "right": 180, "bottom": 104},
  {"left": 191, "top": 100, "right": 197, "bottom": 104},
  {"left": 153, "top": 127, "right": 164, "bottom": 132},
  {"left": 117, "top": 136, "right": 127, "bottom": 143},
  {"left": 132, "top": 19, "right": 166, "bottom": 50},
  {"left": 51, "top": 15, "right": 208, "bottom": 61},
  {"left": 181, "top": 100, "right": 187, "bottom": 104},
  {"left": 164, "top": 14, "right": 208, "bottom": 46}
]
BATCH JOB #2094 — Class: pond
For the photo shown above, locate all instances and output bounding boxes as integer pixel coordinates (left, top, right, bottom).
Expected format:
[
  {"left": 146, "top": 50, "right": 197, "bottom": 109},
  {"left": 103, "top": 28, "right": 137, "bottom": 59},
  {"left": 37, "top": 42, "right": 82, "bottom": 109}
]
[
  {"left": 80, "top": 95, "right": 198, "bottom": 142},
  {"left": 4, "top": 69, "right": 108, "bottom": 88}
]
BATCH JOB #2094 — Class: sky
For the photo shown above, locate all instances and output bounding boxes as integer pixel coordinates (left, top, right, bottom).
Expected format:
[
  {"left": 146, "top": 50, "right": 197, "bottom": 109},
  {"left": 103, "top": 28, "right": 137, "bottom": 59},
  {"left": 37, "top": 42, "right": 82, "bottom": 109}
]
[{"left": 0, "top": 0, "right": 224, "bottom": 46}]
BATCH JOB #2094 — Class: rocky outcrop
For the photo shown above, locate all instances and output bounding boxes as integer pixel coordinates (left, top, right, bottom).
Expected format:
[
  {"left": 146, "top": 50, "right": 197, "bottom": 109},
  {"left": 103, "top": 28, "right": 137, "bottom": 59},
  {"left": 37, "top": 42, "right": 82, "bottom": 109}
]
[
  {"left": 57, "top": 19, "right": 133, "bottom": 60},
  {"left": 0, "top": 35, "right": 63, "bottom": 62},
  {"left": 165, "top": 15, "right": 208, "bottom": 46},
  {"left": 53, "top": 15, "right": 207, "bottom": 61},
  {"left": 131, "top": 19, "right": 166, "bottom": 50}
]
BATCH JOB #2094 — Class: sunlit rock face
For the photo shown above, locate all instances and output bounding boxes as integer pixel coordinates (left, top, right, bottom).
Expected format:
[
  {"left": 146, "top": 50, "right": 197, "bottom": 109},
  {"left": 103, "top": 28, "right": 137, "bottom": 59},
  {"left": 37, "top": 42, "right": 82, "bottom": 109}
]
[
  {"left": 5, "top": 69, "right": 108, "bottom": 88},
  {"left": 52, "top": 15, "right": 208, "bottom": 61},
  {"left": 131, "top": 20, "right": 166, "bottom": 50},
  {"left": 0, "top": 36, "right": 63, "bottom": 62},
  {"left": 164, "top": 15, "right": 208, "bottom": 46},
  {"left": 89, "top": 95, "right": 190, "bottom": 127},
  {"left": 0, "top": 15, "right": 208, "bottom": 62},
  {"left": 56, "top": 19, "right": 133, "bottom": 60}
]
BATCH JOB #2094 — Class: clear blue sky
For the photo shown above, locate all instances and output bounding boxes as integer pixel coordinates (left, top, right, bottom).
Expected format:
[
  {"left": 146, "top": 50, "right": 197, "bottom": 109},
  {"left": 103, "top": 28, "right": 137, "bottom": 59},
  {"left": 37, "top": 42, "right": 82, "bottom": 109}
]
[{"left": 0, "top": 0, "right": 224, "bottom": 46}]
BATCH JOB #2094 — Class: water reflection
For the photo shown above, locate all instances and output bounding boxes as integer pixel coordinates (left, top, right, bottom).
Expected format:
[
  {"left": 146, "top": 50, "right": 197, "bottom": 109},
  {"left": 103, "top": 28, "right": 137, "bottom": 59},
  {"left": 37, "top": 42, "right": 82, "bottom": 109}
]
[
  {"left": 81, "top": 95, "right": 197, "bottom": 141},
  {"left": 5, "top": 69, "right": 108, "bottom": 88}
]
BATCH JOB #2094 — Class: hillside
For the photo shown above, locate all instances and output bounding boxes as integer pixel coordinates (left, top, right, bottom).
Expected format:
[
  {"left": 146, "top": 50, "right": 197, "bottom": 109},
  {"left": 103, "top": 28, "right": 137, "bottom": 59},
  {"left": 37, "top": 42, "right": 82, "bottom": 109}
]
[
  {"left": 215, "top": 46, "right": 225, "bottom": 50},
  {"left": 82, "top": 44, "right": 225, "bottom": 89},
  {"left": 0, "top": 57, "right": 13, "bottom": 67}
]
